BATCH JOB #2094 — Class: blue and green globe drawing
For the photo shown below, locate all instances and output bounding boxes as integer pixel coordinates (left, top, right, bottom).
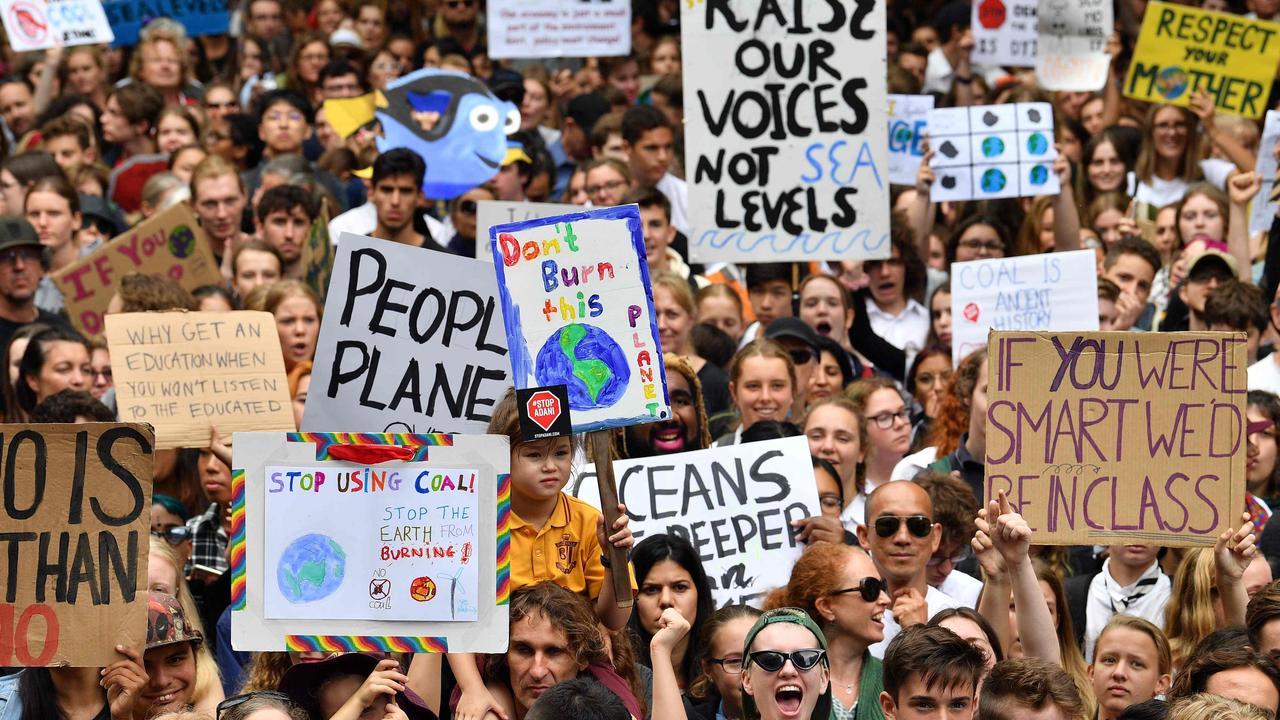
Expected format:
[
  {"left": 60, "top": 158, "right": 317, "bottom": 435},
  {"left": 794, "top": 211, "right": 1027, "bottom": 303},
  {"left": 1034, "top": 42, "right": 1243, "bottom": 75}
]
[
  {"left": 1026, "top": 132, "right": 1049, "bottom": 155},
  {"left": 980, "top": 168, "right": 1007, "bottom": 193},
  {"left": 536, "top": 323, "right": 630, "bottom": 410},
  {"left": 1156, "top": 67, "right": 1189, "bottom": 100},
  {"left": 980, "top": 136, "right": 1005, "bottom": 157},
  {"left": 1028, "top": 164, "right": 1050, "bottom": 186},
  {"left": 277, "top": 533, "right": 346, "bottom": 604}
]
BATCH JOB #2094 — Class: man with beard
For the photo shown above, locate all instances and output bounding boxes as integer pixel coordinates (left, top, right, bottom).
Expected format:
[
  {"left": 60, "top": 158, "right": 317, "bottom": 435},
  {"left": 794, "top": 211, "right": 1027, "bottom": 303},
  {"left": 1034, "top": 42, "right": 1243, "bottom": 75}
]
[
  {"left": 256, "top": 184, "right": 316, "bottom": 280},
  {"left": 623, "top": 354, "right": 710, "bottom": 458},
  {"left": 0, "top": 217, "right": 64, "bottom": 355}
]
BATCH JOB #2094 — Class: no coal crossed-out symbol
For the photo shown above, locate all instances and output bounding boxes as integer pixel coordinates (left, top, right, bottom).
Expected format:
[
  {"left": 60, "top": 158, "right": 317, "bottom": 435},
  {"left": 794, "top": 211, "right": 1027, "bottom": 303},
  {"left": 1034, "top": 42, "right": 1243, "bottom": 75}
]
[{"left": 369, "top": 578, "right": 390, "bottom": 600}]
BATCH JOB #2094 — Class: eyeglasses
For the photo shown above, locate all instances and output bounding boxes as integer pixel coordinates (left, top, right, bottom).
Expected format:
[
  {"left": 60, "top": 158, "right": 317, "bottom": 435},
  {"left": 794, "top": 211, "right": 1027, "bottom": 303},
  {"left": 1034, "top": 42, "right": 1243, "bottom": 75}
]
[
  {"left": 0, "top": 246, "right": 40, "bottom": 265},
  {"left": 458, "top": 199, "right": 477, "bottom": 215},
  {"left": 957, "top": 238, "right": 1005, "bottom": 253},
  {"left": 218, "top": 691, "right": 293, "bottom": 718},
  {"left": 1154, "top": 121, "right": 1189, "bottom": 133},
  {"left": 788, "top": 347, "right": 815, "bottom": 365},
  {"left": 873, "top": 515, "right": 934, "bottom": 539},
  {"left": 93, "top": 367, "right": 112, "bottom": 380},
  {"left": 586, "top": 179, "right": 627, "bottom": 196},
  {"left": 829, "top": 576, "right": 886, "bottom": 602},
  {"left": 866, "top": 409, "right": 909, "bottom": 429},
  {"left": 747, "top": 649, "right": 826, "bottom": 672},
  {"left": 152, "top": 526, "right": 192, "bottom": 545},
  {"left": 265, "top": 111, "right": 304, "bottom": 124},
  {"left": 818, "top": 494, "right": 842, "bottom": 512},
  {"left": 707, "top": 655, "right": 744, "bottom": 674},
  {"left": 928, "top": 546, "right": 973, "bottom": 567}
]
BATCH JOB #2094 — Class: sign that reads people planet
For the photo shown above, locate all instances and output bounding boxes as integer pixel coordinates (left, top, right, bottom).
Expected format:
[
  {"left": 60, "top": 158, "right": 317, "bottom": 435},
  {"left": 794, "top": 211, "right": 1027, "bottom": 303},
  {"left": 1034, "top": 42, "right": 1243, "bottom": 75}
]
[
  {"left": 985, "top": 331, "right": 1247, "bottom": 546},
  {"left": 681, "top": 0, "right": 890, "bottom": 263},
  {"left": 490, "top": 205, "right": 669, "bottom": 431}
]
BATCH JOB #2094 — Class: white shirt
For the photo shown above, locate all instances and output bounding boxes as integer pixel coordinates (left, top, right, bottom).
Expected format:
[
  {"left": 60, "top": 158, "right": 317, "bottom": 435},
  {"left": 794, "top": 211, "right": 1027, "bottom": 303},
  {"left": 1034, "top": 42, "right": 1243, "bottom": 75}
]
[
  {"left": 1249, "top": 354, "right": 1280, "bottom": 395},
  {"left": 656, "top": 172, "right": 690, "bottom": 236},
  {"left": 869, "top": 585, "right": 964, "bottom": 658},
  {"left": 937, "top": 570, "right": 983, "bottom": 609},
  {"left": 1133, "top": 159, "right": 1235, "bottom": 208},
  {"left": 865, "top": 298, "right": 930, "bottom": 354},
  {"left": 1083, "top": 559, "right": 1171, "bottom": 661},
  {"left": 892, "top": 447, "right": 939, "bottom": 481},
  {"left": 921, "top": 47, "right": 1004, "bottom": 95},
  {"left": 328, "top": 203, "right": 445, "bottom": 245}
]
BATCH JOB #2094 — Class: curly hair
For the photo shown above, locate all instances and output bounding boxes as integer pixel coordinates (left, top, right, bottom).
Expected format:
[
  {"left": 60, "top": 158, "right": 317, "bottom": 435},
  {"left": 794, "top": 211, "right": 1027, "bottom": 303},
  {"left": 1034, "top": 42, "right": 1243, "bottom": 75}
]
[
  {"left": 763, "top": 543, "right": 865, "bottom": 628},
  {"left": 927, "top": 347, "right": 987, "bottom": 455},
  {"left": 116, "top": 272, "right": 197, "bottom": 312},
  {"left": 662, "top": 352, "right": 711, "bottom": 450},
  {"left": 484, "top": 582, "right": 609, "bottom": 681},
  {"left": 239, "top": 652, "right": 292, "bottom": 694}
]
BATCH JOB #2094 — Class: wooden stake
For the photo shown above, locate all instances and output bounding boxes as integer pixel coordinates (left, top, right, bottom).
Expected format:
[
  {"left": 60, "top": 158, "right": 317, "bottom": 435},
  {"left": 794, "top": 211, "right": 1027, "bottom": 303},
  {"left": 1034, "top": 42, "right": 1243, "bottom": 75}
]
[{"left": 590, "top": 429, "right": 633, "bottom": 608}]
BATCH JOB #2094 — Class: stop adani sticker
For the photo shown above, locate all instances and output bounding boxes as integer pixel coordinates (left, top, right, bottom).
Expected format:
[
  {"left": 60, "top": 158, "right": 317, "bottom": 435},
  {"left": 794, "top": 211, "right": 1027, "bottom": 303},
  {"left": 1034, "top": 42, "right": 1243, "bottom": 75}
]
[{"left": 517, "top": 385, "right": 572, "bottom": 440}]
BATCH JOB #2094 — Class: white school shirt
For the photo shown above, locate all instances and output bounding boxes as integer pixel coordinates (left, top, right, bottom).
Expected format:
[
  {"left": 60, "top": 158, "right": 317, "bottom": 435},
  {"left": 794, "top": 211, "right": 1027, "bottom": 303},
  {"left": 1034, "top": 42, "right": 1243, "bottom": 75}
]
[
  {"left": 1249, "top": 354, "right": 1280, "bottom": 395},
  {"left": 1083, "top": 559, "right": 1171, "bottom": 662},
  {"left": 865, "top": 298, "right": 930, "bottom": 354}
]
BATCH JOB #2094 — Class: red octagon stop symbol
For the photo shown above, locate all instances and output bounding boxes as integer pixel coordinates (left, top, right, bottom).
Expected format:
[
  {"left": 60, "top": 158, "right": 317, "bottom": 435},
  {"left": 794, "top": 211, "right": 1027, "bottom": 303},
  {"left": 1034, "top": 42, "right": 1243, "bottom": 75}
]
[
  {"left": 527, "top": 390, "right": 562, "bottom": 432},
  {"left": 978, "top": 0, "right": 1006, "bottom": 28}
]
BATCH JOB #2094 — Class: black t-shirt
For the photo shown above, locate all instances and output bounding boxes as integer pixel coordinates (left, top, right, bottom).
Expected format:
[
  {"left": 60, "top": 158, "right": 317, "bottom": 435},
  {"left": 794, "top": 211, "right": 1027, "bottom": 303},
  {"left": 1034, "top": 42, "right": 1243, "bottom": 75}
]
[{"left": 0, "top": 308, "right": 68, "bottom": 364}]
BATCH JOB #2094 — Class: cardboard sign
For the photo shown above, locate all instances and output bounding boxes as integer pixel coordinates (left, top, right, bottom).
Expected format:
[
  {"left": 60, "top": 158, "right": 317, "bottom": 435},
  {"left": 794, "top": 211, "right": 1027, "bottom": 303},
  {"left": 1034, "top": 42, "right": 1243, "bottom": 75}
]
[
  {"left": 102, "top": 0, "right": 228, "bottom": 46},
  {"left": 973, "top": 0, "right": 1039, "bottom": 67},
  {"left": 105, "top": 312, "right": 295, "bottom": 449},
  {"left": 1125, "top": 1, "right": 1280, "bottom": 118},
  {"left": 928, "top": 103, "right": 1060, "bottom": 201},
  {"left": 1037, "top": 0, "right": 1113, "bottom": 91},
  {"left": 0, "top": 0, "right": 113, "bottom": 51},
  {"left": 0, "top": 423, "right": 153, "bottom": 666},
  {"left": 682, "top": 0, "right": 891, "bottom": 263},
  {"left": 490, "top": 205, "right": 670, "bottom": 432},
  {"left": 986, "top": 331, "right": 1247, "bottom": 546},
  {"left": 488, "top": 0, "right": 630, "bottom": 59},
  {"left": 476, "top": 201, "right": 580, "bottom": 261},
  {"left": 1252, "top": 110, "right": 1280, "bottom": 233},
  {"left": 951, "top": 250, "right": 1099, "bottom": 363},
  {"left": 302, "top": 200, "right": 334, "bottom": 301},
  {"left": 303, "top": 234, "right": 510, "bottom": 435},
  {"left": 53, "top": 203, "right": 221, "bottom": 338},
  {"left": 889, "top": 95, "right": 934, "bottom": 186},
  {"left": 517, "top": 385, "right": 571, "bottom": 440},
  {"left": 232, "top": 432, "right": 509, "bottom": 652},
  {"left": 568, "top": 437, "right": 821, "bottom": 606}
]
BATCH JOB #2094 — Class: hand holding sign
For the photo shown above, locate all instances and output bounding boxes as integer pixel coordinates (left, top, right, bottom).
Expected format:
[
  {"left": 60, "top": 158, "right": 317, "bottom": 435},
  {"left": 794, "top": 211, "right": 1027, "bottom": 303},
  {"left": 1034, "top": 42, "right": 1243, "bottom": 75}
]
[{"left": 346, "top": 659, "right": 408, "bottom": 713}]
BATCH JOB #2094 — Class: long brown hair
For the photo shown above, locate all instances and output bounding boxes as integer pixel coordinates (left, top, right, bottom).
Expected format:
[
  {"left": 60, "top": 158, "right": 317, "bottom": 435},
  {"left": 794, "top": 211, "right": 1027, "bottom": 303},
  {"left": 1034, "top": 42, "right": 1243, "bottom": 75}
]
[
  {"left": 1135, "top": 104, "right": 1206, "bottom": 185},
  {"left": 689, "top": 604, "right": 763, "bottom": 702}
]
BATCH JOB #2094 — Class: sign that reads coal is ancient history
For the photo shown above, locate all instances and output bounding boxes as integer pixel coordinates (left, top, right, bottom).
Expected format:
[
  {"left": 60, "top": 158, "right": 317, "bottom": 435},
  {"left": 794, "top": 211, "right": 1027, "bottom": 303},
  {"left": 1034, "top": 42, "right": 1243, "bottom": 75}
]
[
  {"left": 681, "top": 0, "right": 890, "bottom": 263},
  {"left": 985, "top": 331, "right": 1247, "bottom": 546},
  {"left": 0, "top": 423, "right": 153, "bottom": 667}
]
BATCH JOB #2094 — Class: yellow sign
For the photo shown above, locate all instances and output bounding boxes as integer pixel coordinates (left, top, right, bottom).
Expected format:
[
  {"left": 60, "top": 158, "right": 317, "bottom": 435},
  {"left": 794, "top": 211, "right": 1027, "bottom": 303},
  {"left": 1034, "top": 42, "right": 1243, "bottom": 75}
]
[{"left": 1124, "top": 1, "right": 1280, "bottom": 118}]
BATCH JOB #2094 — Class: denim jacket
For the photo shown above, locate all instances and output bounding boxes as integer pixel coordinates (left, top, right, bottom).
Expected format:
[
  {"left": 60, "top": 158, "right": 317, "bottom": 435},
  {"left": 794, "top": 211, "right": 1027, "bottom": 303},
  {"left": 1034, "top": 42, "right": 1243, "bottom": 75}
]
[{"left": 0, "top": 671, "right": 23, "bottom": 720}]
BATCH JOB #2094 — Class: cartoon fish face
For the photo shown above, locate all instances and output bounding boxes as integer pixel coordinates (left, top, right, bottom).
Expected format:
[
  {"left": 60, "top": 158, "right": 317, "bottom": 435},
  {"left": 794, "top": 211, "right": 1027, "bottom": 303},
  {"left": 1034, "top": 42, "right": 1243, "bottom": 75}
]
[{"left": 375, "top": 69, "right": 519, "bottom": 199}]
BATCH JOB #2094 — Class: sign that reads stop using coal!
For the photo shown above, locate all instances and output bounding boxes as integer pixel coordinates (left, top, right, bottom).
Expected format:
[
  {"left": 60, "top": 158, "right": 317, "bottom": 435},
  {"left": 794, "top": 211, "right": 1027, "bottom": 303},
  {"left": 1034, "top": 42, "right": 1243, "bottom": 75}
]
[{"left": 517, "top": 385, "right": 571, "bottom": 440}]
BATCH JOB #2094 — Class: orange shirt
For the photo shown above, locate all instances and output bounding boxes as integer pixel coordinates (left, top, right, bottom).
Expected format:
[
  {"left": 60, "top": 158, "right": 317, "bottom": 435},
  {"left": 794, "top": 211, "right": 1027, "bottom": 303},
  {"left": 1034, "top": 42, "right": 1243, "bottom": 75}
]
[{"left": 509, "top": 492, "right": 636, "bottom": 597}]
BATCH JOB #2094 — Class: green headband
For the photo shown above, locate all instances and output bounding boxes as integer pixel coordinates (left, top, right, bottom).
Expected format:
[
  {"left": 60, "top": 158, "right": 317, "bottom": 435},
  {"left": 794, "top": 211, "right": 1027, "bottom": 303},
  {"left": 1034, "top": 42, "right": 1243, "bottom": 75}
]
[{"left": 740, "top": 608, "right": 833, "bottom": 720}]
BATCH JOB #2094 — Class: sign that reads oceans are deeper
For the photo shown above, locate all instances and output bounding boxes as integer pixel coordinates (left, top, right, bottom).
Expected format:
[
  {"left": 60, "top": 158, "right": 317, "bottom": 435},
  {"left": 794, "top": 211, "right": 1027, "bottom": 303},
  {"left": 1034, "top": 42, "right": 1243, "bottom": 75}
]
[
  {"left": 985, "top": 331, "right": 1247, "bottom": 546},
  {"left": 490, "top": 205, "right": 669, "bottom": 431},
  {"left": 682, "top": 0, "right": 890, "bottom": 263}
]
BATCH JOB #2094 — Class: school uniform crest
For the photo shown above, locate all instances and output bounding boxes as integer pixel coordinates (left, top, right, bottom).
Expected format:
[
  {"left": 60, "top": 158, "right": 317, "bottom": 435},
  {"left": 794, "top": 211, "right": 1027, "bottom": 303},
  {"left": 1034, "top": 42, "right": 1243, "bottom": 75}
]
[{"left": 555, "top": 533, "right": 578, "bottom": 573}]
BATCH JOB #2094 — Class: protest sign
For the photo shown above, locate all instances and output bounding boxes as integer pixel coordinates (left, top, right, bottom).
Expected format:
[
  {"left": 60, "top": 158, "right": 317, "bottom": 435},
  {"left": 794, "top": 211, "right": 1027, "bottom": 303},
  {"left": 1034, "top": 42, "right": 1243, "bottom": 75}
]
[
  {"left": 0, "top": 0, "right": 113, "bottom": 51},
  {"left": 682, "top": 0, "right": 890, "bottom": 263},
  {"left": 1125, "top": 1, "right": 1280, "bottom": 118},
  {"left": 973, "top": 0, "right": 1038, "bottom": 67},
  {"left": 106, "top": 311, "right": 295, "bottom": 449},
  {"left": 0, "top": 423, "right": 153, "bottom": 666},
  {"left": 303, "top": 234, "right": 509, "bottom": 435},
  {"left": 488, "top": 0, "right": 629, "bottom": 59},
  {"left": 53, "top": 202, "right": 221, "bottom": 338},
  {"left": 476, "top": 201, "right": 580, "bottom": 261},
  {"left": 986, "top": 331, "right": 1247, "bottom": 546},
  {"left": 107, "top": 154, "right": 169, "bottom": 216},
  {"left": 232, "top": 432, "right": 509, "bottom": 652},
  {"left": 928, "top": 103, "right": 1060, "bottom": 201},
  {"left": 567, "top": 437, "right": 820, "bottom": 606},
  {"left": 889, "top": 95, "right": 933, "bottom": 186},
  {"left": 302, "top": 200, "right": 334, "bottom": 300},
  {"left": 102, "top": 0, "right": 227, "bottom": 46},
  {"left": 490, "top": 205, "right": 670, "bottom": 432},
  {"left": 951, "top": 250, "right": 1098, "bottom": 363},
  {"left": 1037, "top": 0, "right": 1113, "bottom": 91},
  {"left": 1251, "top": 111, "right": 1280, "bottom": 233}
]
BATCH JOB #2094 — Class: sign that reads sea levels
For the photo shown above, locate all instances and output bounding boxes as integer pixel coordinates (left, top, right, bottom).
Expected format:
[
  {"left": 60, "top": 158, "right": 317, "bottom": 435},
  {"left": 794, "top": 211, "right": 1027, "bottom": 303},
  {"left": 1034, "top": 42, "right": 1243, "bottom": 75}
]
[{"left": 985, "top": 331, "right": 1247, "bottom": 546}]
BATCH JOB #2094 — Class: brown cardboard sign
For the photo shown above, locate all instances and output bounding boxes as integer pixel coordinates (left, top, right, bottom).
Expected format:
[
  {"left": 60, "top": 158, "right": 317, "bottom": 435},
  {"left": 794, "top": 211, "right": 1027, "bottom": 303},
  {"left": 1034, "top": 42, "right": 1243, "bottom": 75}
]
[
  {"left": 52, "top": 203, "right": 222, "bottom": 338},
  {"left": 105, "top": 311, "right": 296, "bottom": 448},
  {"left": 0, "top": 423, "right": 154, "bottom": 667},
  {"left": 985, "top": 331, "right": 1247, "bottom": 546}
]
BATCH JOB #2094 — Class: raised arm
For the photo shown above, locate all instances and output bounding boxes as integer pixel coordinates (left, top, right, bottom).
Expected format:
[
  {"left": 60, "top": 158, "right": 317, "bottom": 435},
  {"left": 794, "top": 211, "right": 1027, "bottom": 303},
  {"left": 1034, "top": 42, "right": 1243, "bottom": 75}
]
[
  {"left": 650, "top": 608, "right": 693, "bottom": 720},
  {"left": 1228, "top": 171, "right": 1263, "bottom": 281},
  {"left": 1052, "top": 152, "right": 1081, "bottom": 252},
  {"left": 1194, "top": 91, "right": 1256, "bottom": 172},
  {"left": 910, "top": 145, "right": 938, "bottom": 261},
  {"left": 1100, "top": 32, "right": 1124, "bottom": 129},
  {"left": 973, "top": 516, "right": 1013, "bottom": 658},
  {"left": 989, "top": 492, "right": 1061, "bottom": 665},
  {"left": 1216, "top": 512, "right": 1259, "bottom": 627}
]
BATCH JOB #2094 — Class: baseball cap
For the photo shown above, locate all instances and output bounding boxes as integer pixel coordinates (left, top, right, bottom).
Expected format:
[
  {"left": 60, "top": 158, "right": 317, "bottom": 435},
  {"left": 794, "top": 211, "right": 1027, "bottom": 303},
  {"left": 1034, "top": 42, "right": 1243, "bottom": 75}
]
[
  {"left": 279, "top": 652, "right": 434, "bottom": 720},
  {"left": 0, "top": 216, "right": 40, "bottom": 254},
  {"left": 1186, "top": 249, "right": 1237, "bottom": 281},
  {"left": 740, "top": 607, "right": 833, "bottom": 720},
  {"left": 329, "top": 28, "right": 362, "bottom": 49},
  {"left": 764, "top": 317, "right": 821, "bottom": 352},
  {"left": 566, "top": 93, "right": 610, "bottom": 134},
  {"left": 146, "top": 591, "right": 204, "bottom": 650},
  {"left": 503, "top": 140, "right": 533, "bottom": 167}
]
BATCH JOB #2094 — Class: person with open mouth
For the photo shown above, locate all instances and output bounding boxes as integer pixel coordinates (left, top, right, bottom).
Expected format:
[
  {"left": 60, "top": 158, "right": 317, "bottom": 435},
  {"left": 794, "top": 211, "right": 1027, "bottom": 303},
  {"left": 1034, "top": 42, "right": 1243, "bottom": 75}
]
[
  {"left": 623, "top": 353, "right": 710, "bottom": 458},
  {"left": 740, "top": 608, "right": 836, "bottom": 720}
]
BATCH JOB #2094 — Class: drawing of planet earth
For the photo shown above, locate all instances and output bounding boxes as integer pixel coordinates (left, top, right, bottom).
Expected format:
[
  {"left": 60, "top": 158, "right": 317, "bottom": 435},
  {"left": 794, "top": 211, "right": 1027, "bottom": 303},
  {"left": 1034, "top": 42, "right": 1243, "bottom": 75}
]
[
  {"left": 980, "top": 168, "right": 1007, "bottom": 194},
  {"left": 980, "top": 136, "right": 1005, "bottom": 157},
  {"left": 1026, "top": 132, "right": 1049, "bottom": 156},
  {"left": 1156, "top": 67, "right": 1188, "bottom": 100},
  {"left": 536, "top": 323, "right": 630, "bottom": 410},
  {"left": 277, "top": 534, "right": 346, "bottom": 603}
]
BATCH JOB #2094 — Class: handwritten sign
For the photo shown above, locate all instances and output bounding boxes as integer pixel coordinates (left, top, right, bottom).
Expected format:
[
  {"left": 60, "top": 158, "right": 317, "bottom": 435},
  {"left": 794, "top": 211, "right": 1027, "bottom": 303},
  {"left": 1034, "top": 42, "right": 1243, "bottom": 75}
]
[
  {"left": 303, "top": 234, "right": 509, "bottom": 435},
  {"left": 1125, "top": 1, "right": 1280, "bottom": 118},
  {"left": 1252, "top": 111, "right": 1280, "bottom": 233},
  {"left": 487, "top": 0, "right": 630, "bottom": 59},
  {"left": 476, "top": 201, "right": 580, "bottom": 261},
  {"left": 568, "top": 437, "right": 820, "bottom": 606},
  {"left": 1037, "top": 0, "right": 1113, "bottom": 90},
  {"left": 0, "top": 423, "right": 153, "bottom": 666},
  {"left": 53, "top": 203, "right": 221, "bottom": 338},
  {"left": 102, "top": 0, "right": 228, "bottom": 46},
  {"left": 973, "top": 0, "right": 1038, "bottom": 67},
  {"left": 889, "top": 95, "right": 933, "bottom": 186},
  {"left": 490, "top": 205, "right": 669, "bottom": 431},
  {"left": 951, "top": 250, "right": 1098, "bottom": 363},
  {"left": 233, "top": 432, "right": 509, "bottom": 652},
  {"left": 0, "top": 0, "right": 113, "bottom": 51},
  {"left": 682, "top": 0, "right": 890, "bottom": 263},
  {"left": 928, "top": 103, "right": 1060, "bottom": 202},
  {"left": 105, "top": 311, "right": 295, "bottom": 449},
  {"left": 986, "top": 331, "right": 1247, "bottom": 546}
]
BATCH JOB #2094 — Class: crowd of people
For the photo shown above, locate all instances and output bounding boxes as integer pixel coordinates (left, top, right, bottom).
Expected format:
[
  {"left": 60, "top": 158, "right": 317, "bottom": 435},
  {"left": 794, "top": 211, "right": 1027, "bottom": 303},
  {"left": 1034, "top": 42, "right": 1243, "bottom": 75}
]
[{"left": 4, "top": 0, "right": 1280, "bottom": 718}]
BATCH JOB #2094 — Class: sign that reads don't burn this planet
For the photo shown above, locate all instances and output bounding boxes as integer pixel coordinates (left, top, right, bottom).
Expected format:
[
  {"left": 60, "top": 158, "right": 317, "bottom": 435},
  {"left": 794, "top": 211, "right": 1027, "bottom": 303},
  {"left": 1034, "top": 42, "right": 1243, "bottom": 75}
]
[{"left": 489, "top": 205, "right": 670, "bottom": 432}]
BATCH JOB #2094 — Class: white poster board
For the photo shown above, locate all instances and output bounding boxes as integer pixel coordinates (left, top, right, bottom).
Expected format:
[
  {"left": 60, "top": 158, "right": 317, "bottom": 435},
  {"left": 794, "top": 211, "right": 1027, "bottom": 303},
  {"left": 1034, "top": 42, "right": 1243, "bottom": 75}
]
[
  {"left": 950, "top": 250, "right": 1099, "bottom": 363},
  {"left": 1037, "top": 0, "right": 1113, "bottom": 91},
  {"left": 1252, "top": 111, "right": 1280, "bottom": 234},
  {"left": 567, "top": 437, "right": 821, "bottom": 606},
  {"left": 973, "top": 0, "right": 1038, "bottom": 67},
  {"left": 681, "top": 0, "right": 890, "bottom": 262},
  {"left": 889, "top": 95, "right": 934, "bottom": 186},
  {"left": 476, "top": 201, "right": 580, "bottom": 261},
  {"left": 302, "top": 234, "right": 510, "bottom": 435},
  {"left": 0, "top": 0, "right": 113, "bottom": 51},
  {"left": 487, "top": 0, "right": 630, "bottom": 59},
  {"left": 928, "top": 103, "right": 1060, "bottom": 201}
]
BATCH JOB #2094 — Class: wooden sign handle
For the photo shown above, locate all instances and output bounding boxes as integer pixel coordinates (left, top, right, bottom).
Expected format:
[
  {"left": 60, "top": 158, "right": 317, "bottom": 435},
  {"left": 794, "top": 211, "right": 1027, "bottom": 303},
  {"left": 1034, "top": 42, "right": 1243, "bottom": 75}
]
[{"left": 590, "top": 430, "right": 633, "bottom": 608}]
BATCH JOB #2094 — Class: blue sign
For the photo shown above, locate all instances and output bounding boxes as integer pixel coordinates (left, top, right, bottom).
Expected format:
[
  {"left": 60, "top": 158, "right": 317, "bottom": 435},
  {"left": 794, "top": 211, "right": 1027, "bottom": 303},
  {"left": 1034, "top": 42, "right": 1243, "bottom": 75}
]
[{"left": 103, "top": 0, "right": 228, "bottom": 47}]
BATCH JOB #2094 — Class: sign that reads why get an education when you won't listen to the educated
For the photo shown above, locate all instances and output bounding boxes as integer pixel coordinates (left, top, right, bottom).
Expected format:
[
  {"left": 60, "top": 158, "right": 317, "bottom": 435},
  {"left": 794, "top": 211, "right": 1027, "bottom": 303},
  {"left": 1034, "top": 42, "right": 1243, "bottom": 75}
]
[
  {"left": 490, "top": 205, "right": 669, "bottom": 432},
  {"left": 985, "top": 331, "right": 1247, "bottom": 546},
  {"left": 1125, "top": 1, "right": 1280, "bottom": 118},
  {"left": 1, "top": 423, "right": 153, "bottom": 667},
  {"left": 681, "top": 0, "right": 890, "bottom": 263}
]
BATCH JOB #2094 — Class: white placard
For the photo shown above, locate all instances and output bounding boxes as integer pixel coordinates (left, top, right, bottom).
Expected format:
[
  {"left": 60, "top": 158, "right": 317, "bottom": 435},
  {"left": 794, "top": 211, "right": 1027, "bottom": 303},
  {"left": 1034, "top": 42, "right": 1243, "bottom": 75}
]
[
  {"left": 476, "top": 201, "right": 580, "bottom": 261},
  {"left": 929, "top": 103, "right": 1060, "bottom": 201},
  {"left": 889, "top": 95, "right": 934, "bottom": 186},
  {"left": 1037, "top": 0, "right": 1113, "bottom": 91},
  {"left": 1252, "top": 111, "right": 1280, "bottom": 234},
  {"left": 951, "top": 250, "right": 1099, "bottom": 363},
  {"left": 487, "top": 0, "right": 630, "bottom": 59},
  {"left": 0, "top": 0, "right": 113, "bottom": 51},
  {"left": 973, "top": 0, "right": 1039, "bottom": 67}
]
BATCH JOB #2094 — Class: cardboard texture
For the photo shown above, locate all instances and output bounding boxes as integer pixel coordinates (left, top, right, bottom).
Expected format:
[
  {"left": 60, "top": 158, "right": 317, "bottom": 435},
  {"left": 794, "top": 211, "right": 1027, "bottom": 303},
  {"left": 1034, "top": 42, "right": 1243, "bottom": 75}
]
[
  {"left": 53, "top": 203, "right": 221, "bottom": 338},
  {"left": 0, "top": 423, "right": 153, "bottom": 666},
  {"left": 985, "top": 331, "right": 1247, "bottom": 546},
  {"left": 105, "top": 311, "right": 294, "bottom": 449}
]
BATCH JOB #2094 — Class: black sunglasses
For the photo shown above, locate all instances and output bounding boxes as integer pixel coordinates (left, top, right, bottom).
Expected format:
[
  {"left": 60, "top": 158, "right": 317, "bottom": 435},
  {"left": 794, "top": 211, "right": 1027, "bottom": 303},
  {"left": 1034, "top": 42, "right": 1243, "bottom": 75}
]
[
  {"left": 217, "top": 691, "right": 294, "bottom": 718},
  {"left": 458, "top": 199, "right": 477, "bottom": 215},
  {"left": 152, "top": 526, "right": 192, "bottom": 545},
  {"left": 748, "top": 649, "right": 826, "bottom": 672},
  {"left": 829, "top": 576, "right": 886, "bottom": 602},
  {"left": 873, "top": 515, "right": 933, "bottom": 539}
]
